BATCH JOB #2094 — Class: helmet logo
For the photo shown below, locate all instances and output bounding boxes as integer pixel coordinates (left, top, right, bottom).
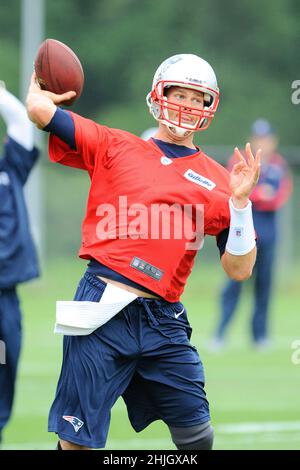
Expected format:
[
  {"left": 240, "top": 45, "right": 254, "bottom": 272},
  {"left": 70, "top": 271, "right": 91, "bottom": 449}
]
[
  {"left": 185, "top": 77, "right": 206, "bottom": 85},
  {"left": 157, "top": 55, "right": 184, "bottom": 81}
]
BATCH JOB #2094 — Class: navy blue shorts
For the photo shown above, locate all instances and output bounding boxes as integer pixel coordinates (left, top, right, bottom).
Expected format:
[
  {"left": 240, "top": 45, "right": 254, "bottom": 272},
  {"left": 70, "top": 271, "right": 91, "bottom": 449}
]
[{"left": 48, "top": 273, "right": 210, "bottom": 448}]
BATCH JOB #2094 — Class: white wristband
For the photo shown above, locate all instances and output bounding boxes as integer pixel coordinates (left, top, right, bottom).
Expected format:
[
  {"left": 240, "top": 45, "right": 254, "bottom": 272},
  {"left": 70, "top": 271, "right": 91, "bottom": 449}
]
[{"left": 225, "top": 198, "right": 256, "bottom": 256}]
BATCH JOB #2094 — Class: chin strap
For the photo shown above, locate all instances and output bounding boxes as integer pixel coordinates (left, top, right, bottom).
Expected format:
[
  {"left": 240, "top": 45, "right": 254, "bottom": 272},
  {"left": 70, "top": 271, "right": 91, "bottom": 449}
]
[{"left": 167, "top": 124, "right": 193, "bottom": 138}]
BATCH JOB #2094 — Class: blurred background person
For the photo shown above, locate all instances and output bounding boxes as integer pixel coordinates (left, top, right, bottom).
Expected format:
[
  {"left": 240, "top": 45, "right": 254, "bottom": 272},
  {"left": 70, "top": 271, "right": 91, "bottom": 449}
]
[
  {"left": 211, "top": 119, "right": 293, "bottom": 350},
  {"left": 0, "top": 82, "right": 39, "bottom": 443}
]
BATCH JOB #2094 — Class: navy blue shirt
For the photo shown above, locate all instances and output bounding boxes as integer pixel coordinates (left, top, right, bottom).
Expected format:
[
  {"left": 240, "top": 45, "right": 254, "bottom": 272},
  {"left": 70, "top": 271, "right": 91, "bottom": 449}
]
[
  {"left": 252, "top": 210, "right": 277, "bottom": 245},
  {"left": 0, "top": 137, "right": 40, "bottom": 288}
]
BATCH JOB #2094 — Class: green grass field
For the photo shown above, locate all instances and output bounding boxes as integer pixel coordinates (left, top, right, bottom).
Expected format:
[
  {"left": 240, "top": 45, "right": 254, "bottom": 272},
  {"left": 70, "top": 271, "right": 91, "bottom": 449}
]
[{"left": 2, "top": 258, "right": 300, "bottom": 450}]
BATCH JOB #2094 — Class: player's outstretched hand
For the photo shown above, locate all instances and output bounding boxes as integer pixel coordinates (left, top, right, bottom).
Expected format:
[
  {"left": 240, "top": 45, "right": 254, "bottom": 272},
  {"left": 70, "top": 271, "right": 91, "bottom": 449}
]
[{"left": 229, "top": 143, "right": 261, "bottom": 208}]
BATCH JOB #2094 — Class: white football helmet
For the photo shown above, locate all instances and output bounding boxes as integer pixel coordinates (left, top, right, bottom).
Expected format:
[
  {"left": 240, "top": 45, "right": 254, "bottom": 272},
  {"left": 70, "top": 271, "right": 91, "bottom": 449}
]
[{"left": 146, "top": 54, "right": 219, "bottom": 137}]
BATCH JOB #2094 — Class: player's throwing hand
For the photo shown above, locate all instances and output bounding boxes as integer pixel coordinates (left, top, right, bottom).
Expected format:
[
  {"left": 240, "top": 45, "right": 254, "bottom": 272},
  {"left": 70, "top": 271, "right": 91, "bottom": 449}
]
[
  {"left": 26, "top": 73, "right": 76, "bottom": 129},
  {"left": 28, "top": 72, "right": 76, "bottom": 105}
]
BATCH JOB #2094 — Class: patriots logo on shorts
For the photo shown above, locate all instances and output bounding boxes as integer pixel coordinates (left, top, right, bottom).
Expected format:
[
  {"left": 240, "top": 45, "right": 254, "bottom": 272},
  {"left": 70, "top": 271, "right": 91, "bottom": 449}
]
[{"left": 63, "top": 415, "right": 84, "bottom": 432}]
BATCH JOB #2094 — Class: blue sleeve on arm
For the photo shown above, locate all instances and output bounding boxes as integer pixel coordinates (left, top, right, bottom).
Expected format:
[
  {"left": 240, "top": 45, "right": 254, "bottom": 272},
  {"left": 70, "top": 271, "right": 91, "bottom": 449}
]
[
  {"left": 2, "top": 138, "right": 39, "bottom": 185},
  {"left": 43, "top": 107, "right": 76, "bottom": 150}
]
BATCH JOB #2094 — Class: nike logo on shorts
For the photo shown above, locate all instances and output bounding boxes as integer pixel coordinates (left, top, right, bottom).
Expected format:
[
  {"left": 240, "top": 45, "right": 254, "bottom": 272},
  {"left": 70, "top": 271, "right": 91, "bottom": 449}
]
[{"left": 174, "top": 308, "right": 184, "bottom": 319}]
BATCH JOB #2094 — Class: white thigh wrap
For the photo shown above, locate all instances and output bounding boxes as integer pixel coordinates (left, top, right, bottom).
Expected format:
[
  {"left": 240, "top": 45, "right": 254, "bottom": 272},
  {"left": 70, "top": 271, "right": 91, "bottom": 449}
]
[
  {"left": 225, "top": 198, "right": 256, "bottom": 256},
  {"left": 55, "top": 282, "right": 137, "bottom": 335}
]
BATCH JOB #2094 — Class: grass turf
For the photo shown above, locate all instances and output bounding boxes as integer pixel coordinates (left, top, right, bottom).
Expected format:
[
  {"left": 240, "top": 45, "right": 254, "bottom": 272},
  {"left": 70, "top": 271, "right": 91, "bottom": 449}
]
[{"left": 2, "top": 258, "right": 300, "bottom": 450}]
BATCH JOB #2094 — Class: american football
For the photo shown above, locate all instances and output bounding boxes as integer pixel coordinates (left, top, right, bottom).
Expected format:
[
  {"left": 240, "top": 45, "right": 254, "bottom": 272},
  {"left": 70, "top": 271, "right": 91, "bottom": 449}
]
[{"left": 34, "top": 38, "right": 84, "bottom": 106}]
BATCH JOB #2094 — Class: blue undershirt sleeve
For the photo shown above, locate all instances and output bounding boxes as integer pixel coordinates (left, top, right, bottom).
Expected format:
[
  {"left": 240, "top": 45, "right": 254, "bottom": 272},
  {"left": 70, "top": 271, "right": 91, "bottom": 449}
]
[
  {"left": 43, "top": 107, "right": 76, "bottom": 150},
  {"left": 217, "top": 228, "right": 229, "bottom": 257}
]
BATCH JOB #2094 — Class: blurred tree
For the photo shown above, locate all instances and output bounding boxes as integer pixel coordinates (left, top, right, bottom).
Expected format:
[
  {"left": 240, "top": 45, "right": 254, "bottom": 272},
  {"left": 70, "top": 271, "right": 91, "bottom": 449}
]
[{"left": 0, "top": 0, "right": 299, "bottom": 145}]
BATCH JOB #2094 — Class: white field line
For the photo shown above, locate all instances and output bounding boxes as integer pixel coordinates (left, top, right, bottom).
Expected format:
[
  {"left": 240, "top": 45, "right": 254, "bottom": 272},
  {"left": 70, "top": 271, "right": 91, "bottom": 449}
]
[
  {"left": 3, "top": 422, "right": 300, "bottom": 450},
  {"left": 216, "top": 421, "right": 300, "bottom": 434}
]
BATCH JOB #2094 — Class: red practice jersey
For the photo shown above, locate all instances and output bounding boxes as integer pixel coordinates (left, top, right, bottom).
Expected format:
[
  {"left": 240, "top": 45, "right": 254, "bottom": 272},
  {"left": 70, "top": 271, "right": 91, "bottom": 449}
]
[{"left": 49, "top": 113, "right": 231, "bottom": 302}]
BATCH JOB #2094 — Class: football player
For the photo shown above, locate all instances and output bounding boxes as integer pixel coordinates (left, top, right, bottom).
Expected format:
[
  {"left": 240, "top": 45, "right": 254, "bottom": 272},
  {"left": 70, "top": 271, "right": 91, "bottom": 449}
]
[
  {"left": 0, "top": 82, "right": 39, "bottom": 443},
  {"left": 212, "top": 119, "right": 292, "bottom": 350},
  {"left": 26, "top": 54, "right": 260, "bottom": 450}
]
